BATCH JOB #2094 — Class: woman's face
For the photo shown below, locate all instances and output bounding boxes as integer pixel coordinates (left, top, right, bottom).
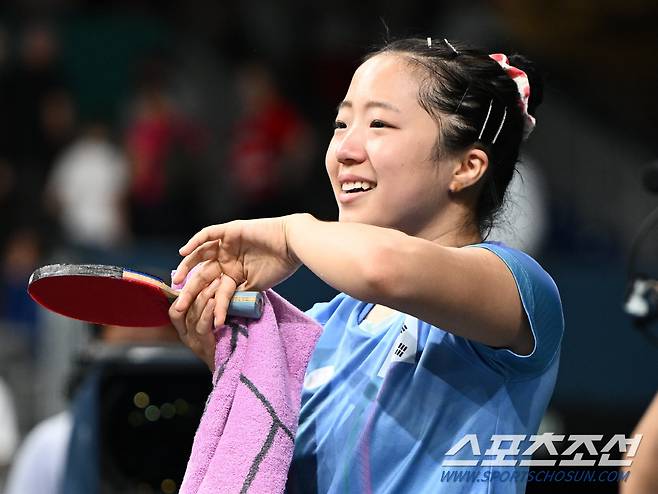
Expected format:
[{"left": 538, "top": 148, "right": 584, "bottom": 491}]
[{"left": 326, "top": 53, "right": 455, "bottom": 237}]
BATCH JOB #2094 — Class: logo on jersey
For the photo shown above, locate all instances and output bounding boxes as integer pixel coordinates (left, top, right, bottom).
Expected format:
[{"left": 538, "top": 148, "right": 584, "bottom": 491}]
[{"left": 377, "top": 317, "right": 418, "bottom": 378}]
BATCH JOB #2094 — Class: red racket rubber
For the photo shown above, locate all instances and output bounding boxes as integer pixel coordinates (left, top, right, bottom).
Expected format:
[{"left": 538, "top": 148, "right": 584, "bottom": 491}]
[{"left": 28, "top": 264, "right": 180, "bottom": 327}]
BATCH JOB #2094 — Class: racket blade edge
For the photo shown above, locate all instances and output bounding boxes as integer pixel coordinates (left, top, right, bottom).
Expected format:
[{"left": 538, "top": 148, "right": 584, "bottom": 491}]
[{"left": 28, "top": 271, "right": 172, "bottom": 327}]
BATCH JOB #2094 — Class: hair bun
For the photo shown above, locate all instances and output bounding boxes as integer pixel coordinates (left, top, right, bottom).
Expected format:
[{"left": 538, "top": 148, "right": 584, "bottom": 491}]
[{"left": 508, "top": 54, "right": 544, "bottom": 117}]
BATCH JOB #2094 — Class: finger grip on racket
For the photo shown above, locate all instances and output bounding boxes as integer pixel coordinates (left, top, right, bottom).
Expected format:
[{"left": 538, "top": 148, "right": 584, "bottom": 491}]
[{"left": 167, "top": 268, "right": 263, "bottom": 319}]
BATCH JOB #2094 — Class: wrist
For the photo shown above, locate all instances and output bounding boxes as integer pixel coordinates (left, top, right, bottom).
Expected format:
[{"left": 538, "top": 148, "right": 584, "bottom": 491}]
[{"left": 283, "top": 213, "right": 313, "bottom": 266}]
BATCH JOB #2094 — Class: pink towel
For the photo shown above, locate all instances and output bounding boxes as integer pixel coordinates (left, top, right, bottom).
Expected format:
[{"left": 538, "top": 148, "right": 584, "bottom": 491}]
[{"left": 172, "top": 273, "right": 322, "bottom": 494}]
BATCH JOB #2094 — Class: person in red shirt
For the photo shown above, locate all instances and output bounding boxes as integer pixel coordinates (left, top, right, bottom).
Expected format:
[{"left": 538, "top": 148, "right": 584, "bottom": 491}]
[{"left": 228, "top": 62, "right": 312, "bottom": 218}]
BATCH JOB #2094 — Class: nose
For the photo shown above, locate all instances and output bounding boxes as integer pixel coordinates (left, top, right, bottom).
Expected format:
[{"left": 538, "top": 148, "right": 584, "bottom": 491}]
[{"left": 335, "top": 126, "right": 367, "bottom": 165}]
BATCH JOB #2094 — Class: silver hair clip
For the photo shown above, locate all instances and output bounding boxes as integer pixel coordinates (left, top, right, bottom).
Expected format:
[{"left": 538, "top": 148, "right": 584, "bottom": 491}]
[
  {"left": 478, "top": 99, "right": 493, "bottom": 140},
  {"left": 492, "top": 107, "right": 507, "bottom": 144},
  {"left": 427, "top": 37, "right": 432, "bottom": 48},
  {"left": 443, "top": 38, "right": 459, "bottom": 55},
  {"left": 455, "top": 86, "right": 469, "bottom": 113}
]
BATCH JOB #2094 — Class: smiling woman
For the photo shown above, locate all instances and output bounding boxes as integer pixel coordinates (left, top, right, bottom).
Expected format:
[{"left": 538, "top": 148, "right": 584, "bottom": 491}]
[{"left": 169, "top": 36, "right": 563, "bottom": 494}]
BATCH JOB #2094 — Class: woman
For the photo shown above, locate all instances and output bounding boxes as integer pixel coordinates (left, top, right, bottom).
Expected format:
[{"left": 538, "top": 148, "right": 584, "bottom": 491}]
[{"left": 170, "top": 37, "right": 564, "bottom": 493}]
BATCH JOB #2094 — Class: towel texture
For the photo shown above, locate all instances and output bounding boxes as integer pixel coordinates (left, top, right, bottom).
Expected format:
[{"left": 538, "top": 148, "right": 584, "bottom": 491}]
[{"left": 173, "top": 273, "right": 322, "bottom": 494}]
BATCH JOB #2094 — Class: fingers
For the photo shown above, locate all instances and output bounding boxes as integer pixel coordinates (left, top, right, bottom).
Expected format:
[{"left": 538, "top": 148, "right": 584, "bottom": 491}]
[
  {"left": 185, "top": 278, "right": 220, "bottom": 334},
  {"left": 179, "top": 224, "right": 228, "bottom": 257},
  {"left": 192, "top": 316, "right": 217, "bottom": 371},
  {"left": 172, "top": 241, "right": 220, "bottom": 285},
  {"left": 214, "top": 273, "right": 238, "bottom": 327},
  {"left": 169, "top": 279, "right": 219, "bottom": 372},
  {"left": 169, "top": 301, "right": 186, "bottom": 336},
  {"left": 175, "top": 260, "right": 222, "bottom": 312},
  {"left": 198, "top": 298, "right": 216, "bottom": 335},
  {"left": 170, "top": 299, "right": 217, "bottom": 371}
]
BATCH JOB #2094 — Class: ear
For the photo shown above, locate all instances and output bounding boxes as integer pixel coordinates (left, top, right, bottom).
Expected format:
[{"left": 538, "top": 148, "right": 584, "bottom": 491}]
[{"left": 448, "top": 148, "right": 489, "bottom": 193}]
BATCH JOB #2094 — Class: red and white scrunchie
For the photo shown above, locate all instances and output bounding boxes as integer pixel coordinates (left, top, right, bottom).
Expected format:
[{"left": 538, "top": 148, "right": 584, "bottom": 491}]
[{"left": 489, "top": 53, "right": 536, "bottom": 139}]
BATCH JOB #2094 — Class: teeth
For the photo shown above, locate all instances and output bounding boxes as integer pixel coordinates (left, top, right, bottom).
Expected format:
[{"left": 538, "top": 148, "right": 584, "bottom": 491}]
[{"left": 341, "top": 181, "right": 376, "bottom": 192}]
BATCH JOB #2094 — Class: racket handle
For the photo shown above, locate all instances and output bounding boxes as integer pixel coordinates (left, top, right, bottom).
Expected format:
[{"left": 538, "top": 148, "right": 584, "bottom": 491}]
[
  {"left": 164, "top": 284, "right": 264, "bottom": 320},
  {"left": 227, "top": 291, "right": 264, "bottom": 319}
]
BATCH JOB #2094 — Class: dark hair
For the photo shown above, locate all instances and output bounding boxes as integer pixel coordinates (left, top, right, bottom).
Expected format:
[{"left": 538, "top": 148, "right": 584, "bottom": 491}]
[{"left": 364, "top": 38, "right": 544, "bottom": 237}]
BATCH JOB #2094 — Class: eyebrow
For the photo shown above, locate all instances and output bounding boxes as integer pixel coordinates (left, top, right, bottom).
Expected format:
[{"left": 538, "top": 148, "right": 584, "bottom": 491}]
[{"left": 337, "top": 100, "right": 401, "bottom": 113}]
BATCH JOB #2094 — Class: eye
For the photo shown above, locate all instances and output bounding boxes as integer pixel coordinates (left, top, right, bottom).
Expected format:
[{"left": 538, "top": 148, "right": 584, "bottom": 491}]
[
  {"left": 333, "top": 120, "right": 347, "bottom": 130},
  {"left": 370, "top": 120, "right": 389, "bottom": 128}
]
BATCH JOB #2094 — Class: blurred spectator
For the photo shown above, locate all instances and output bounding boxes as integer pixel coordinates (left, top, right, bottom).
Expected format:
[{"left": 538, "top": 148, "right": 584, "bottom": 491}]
[
  {"left": 0, "top": 22, "right": 74, "bottom": 232},
  {"left": 125, "top": 55, "right": 207, "bottom": 239},
  {"left": 0, "top": 21, "right": 67, "bottom": 163},
  {"left": 3, "top": 409, "right": 69, "bottom": 494},
  {"left": 45, "top": 122, "right": 130, "bottom": 250},
  {"left": 228, "top": 61, "right": 313, "bottom": 218}
]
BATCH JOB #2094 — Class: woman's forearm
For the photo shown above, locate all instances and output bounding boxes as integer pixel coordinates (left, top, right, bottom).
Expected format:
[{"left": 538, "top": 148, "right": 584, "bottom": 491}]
[
  {"left": 285, "top": 213, "right": 531, "bottom": 353},
  {"left": 285, "top": 213, "right": 407, "bottom": 302}
]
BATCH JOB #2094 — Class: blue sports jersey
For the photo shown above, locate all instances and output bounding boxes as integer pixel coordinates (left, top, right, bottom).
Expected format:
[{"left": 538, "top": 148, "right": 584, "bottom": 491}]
[{"left": 286, "top": 242, "right": 564, "bottom": 494}]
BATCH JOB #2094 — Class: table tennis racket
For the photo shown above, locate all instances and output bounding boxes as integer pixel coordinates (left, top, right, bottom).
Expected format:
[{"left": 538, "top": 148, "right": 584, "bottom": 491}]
[{"left": 28, "top": 263, "right": 264, "bottom": 327}]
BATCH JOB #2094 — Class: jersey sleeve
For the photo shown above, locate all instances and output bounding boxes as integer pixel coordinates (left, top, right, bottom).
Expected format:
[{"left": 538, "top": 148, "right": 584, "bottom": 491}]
[{"left": 465, "top": 243, "right": 564, "bottom": 378}]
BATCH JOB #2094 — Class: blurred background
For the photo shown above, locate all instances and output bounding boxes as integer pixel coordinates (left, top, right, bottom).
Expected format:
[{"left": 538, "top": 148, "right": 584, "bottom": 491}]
[{"left": 0, "top": 0, "right": 656, "bottom": 493}]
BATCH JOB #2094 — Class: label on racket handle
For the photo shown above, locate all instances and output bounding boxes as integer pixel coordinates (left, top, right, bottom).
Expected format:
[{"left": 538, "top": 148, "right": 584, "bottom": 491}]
[{"left": 226, "top": 291, "right": 264, "bottom": 319}]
